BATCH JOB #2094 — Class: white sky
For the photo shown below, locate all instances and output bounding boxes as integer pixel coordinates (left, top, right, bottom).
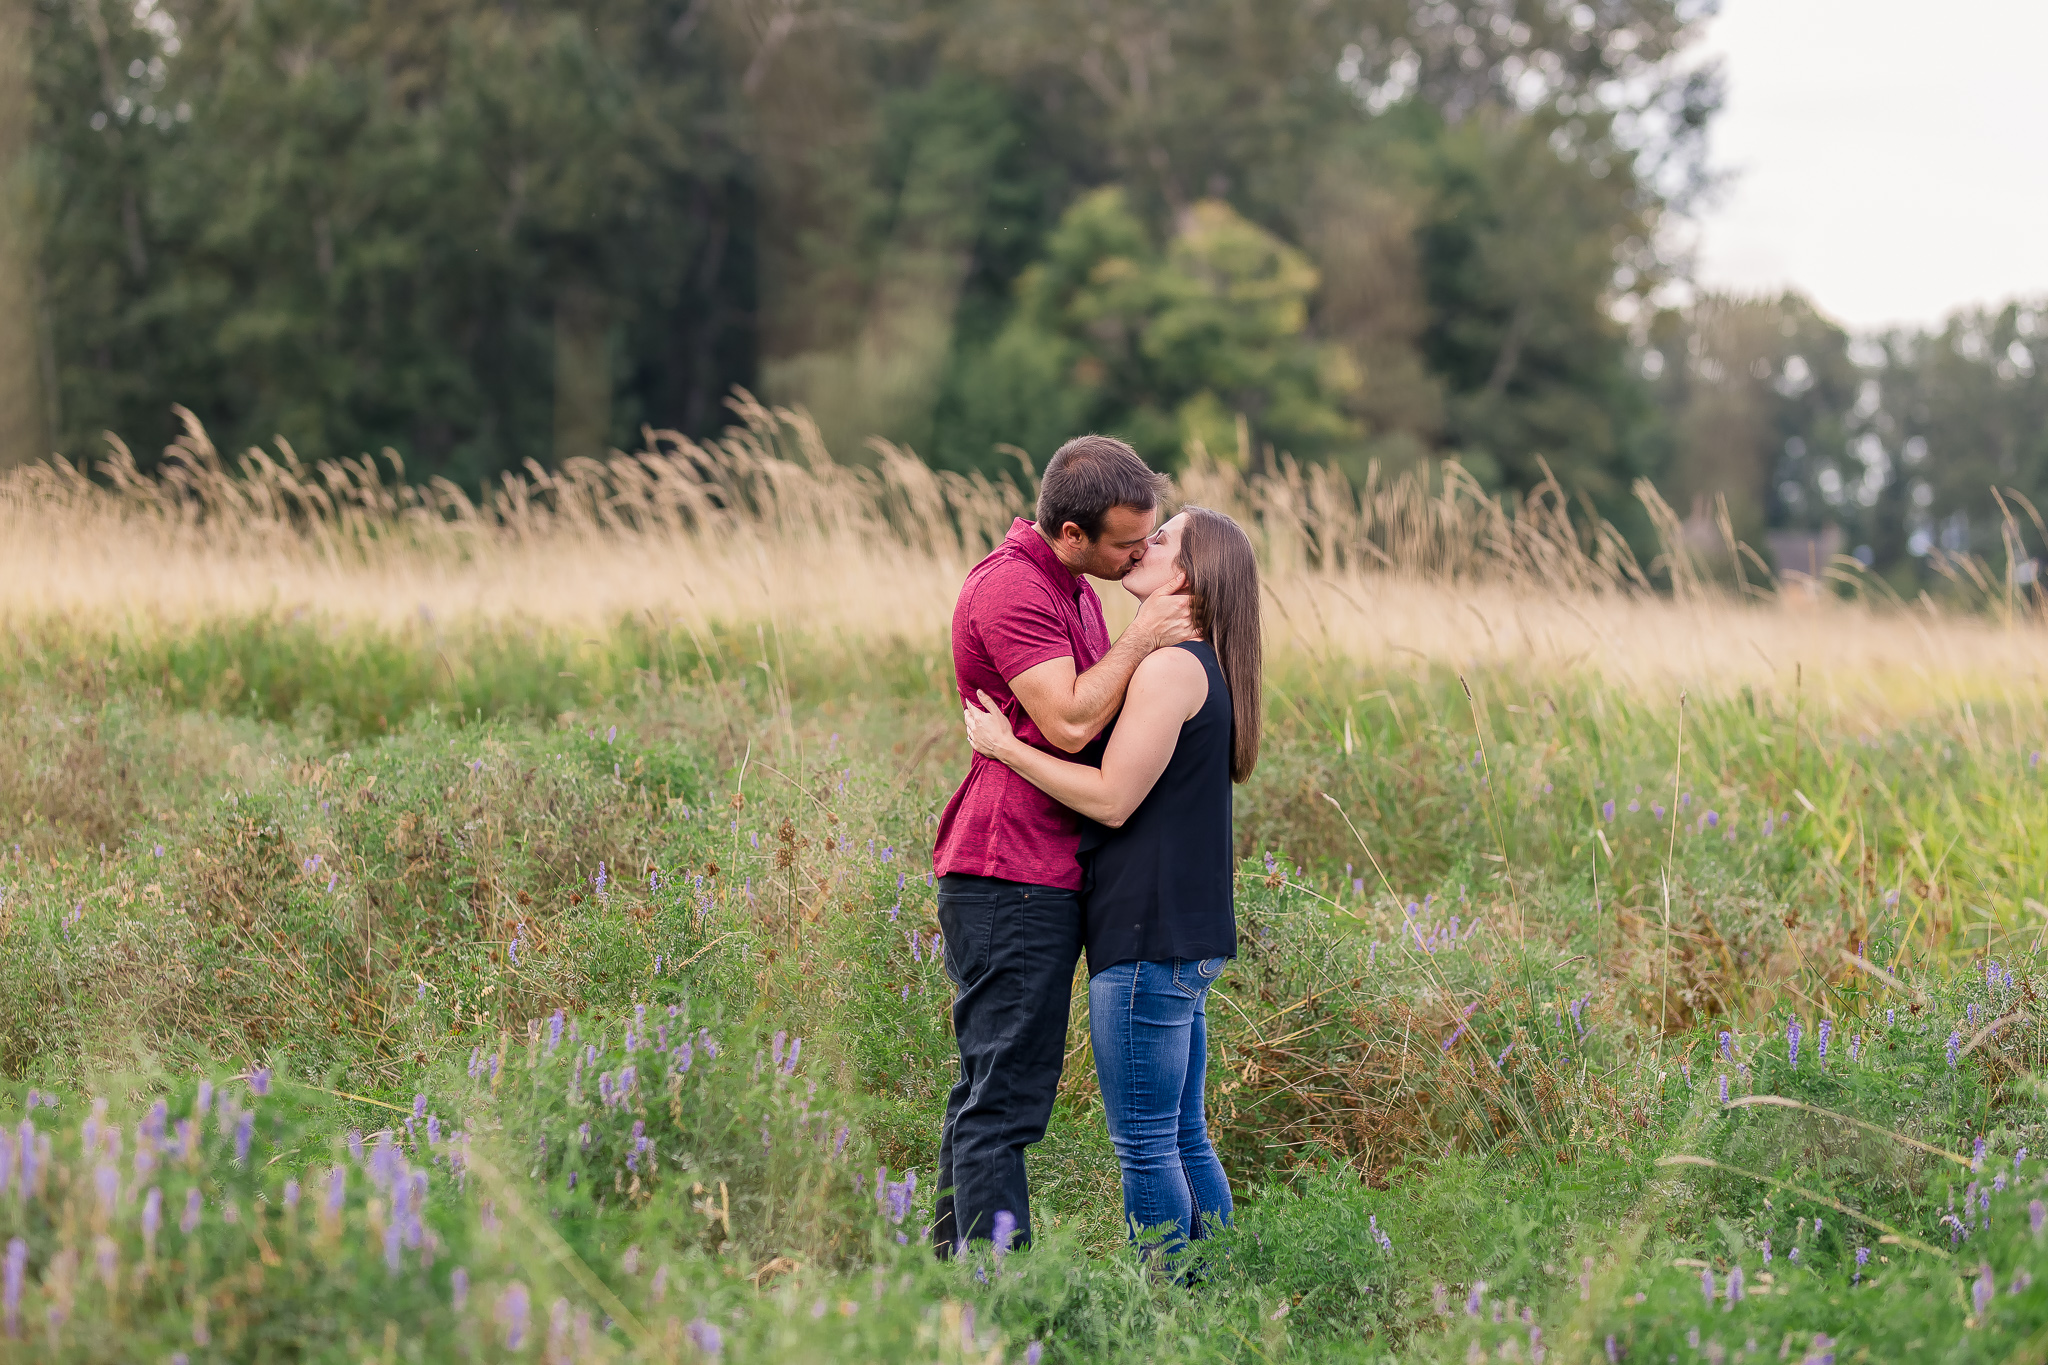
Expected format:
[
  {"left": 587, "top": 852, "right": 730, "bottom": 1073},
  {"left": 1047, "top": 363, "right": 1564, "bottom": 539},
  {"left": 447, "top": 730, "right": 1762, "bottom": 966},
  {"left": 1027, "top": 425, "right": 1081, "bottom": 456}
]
[{"left": 1688, "top": 0, "right": 2048, "bottom": 333}]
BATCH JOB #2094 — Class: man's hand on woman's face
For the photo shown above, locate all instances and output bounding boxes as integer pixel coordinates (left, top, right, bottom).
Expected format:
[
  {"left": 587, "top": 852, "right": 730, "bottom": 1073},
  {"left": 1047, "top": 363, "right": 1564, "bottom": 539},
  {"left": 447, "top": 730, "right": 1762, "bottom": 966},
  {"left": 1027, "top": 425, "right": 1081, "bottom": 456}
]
[
  {"left": 963, "top": 689, "right": 1019, "bottom": 759},
  {"left": 1129, "top": 570, "right": 1198, "bottom": 650}
]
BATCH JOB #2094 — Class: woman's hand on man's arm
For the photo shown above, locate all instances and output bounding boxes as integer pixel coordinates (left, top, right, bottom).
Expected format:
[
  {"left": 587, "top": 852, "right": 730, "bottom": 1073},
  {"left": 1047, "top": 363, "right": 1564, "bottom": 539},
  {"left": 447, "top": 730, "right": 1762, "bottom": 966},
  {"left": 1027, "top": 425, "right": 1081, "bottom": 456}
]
[{"left": 961, "top": 646, "right": 1205, "bottom": 826}]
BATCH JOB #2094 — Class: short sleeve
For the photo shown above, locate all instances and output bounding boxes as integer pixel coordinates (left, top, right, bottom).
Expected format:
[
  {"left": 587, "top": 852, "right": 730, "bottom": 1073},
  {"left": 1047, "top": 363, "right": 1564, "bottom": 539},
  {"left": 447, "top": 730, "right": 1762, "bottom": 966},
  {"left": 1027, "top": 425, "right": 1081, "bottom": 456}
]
[{"left": 971, "top": 561, "right": 1077, "bottom": 682}]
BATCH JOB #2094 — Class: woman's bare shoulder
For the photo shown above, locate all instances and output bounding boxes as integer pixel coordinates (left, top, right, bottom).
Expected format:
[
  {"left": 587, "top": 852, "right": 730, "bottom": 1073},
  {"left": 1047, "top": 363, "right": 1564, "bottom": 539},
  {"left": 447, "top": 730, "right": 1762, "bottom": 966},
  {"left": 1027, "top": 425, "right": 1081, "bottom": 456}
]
[{"left": 1130, "top": 643, "right": 1210, "bottom": 709}]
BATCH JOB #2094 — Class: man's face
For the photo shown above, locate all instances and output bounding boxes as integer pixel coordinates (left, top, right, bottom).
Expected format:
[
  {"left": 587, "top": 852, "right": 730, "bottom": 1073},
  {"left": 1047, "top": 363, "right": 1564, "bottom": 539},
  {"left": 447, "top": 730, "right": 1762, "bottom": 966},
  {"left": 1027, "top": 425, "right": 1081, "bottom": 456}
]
[{"left": 1056, "top": 504, "right": 1157, "bottom": 579}]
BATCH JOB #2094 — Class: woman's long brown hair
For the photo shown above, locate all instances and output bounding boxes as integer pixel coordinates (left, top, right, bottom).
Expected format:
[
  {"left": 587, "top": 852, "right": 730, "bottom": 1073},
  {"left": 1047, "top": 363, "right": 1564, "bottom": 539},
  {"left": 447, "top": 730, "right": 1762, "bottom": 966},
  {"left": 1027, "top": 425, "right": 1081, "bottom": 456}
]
[{"left": 1175, "top": 506, "right": 1262, "bottom": 782}]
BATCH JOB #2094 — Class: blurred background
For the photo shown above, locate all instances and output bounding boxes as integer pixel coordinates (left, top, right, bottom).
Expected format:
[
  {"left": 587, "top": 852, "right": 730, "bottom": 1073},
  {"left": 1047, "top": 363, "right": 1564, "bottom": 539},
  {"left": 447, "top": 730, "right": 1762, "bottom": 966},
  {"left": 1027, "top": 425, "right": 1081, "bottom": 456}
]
[{"left": 1, "top": 0, "right": 2042, "bottom": 590}]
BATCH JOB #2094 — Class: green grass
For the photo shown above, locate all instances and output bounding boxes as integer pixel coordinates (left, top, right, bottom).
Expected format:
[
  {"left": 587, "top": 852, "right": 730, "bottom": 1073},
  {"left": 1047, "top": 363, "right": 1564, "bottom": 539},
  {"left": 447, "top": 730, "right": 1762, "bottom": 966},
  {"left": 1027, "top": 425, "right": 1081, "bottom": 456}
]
[{"left": 1, "top": 612, "right": 2045, "bottom": 1361}]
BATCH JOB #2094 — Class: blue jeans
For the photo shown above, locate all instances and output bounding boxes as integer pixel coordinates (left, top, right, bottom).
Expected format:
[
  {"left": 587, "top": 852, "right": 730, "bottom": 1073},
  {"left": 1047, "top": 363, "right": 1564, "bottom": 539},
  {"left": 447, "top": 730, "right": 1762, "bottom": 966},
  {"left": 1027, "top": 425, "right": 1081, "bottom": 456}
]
[{"left": 1089, "top": 958, "right": 1233, "bottom": 1255}]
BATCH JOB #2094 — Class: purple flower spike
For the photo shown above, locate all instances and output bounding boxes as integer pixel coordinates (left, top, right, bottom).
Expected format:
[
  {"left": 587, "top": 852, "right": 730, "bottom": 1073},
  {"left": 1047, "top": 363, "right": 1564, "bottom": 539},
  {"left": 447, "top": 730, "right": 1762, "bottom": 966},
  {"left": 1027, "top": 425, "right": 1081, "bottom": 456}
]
[
  {"left": 497, "top": 1283, "right": 530, "bottom": 1350},
  {"left": 248, "top": 1068, "right": 271, "bottom": 1097},
  {"left": 1701, "top": 1266, "right": 1715, "bottom": 1302},
  {"left": 141, "top": 1186, "right": 162, "bottom": 1247},
  {"left": 1466, "top": 1281, "right": 1485, "bottom": 1316},
  {"left": 283, "top": 1179, "right": 299, "bottom": 1211},
  {"left": 784, "top": 1038, "right": 802, "bottom": 1075},
  {"left": 1719, "top": 1075, "right": 1729, "bottom": 1105},
  {"left": 1601, "top": 800, "right": 1615, "bottom": 821},
  {"left": 1727, "top": 1265, "right": 1744, "bottom": 1304},
  {"left": 1974, "top": 1262, "right": 1994, "bottom": 1318},
  {"left": 685, "top": 1318, "right": 723, "bottom": 1357},
  {"left": 1787, "top": 1019, "right": 1802, "bottom": 1067},
  {"left": 992, "top": 1209, "right": 1018, "bottom": 1262},
  {"left": 2030, "top": 1199, "right": 2045, "bottom": 1234},
  {"left": 451, "top": 1267, "right": 469, "bottom": 1311},
  {"left": 234, "top": 1110, "right": 254, "bottom": 1164},
  {"left": 772, "top": 1031, "right": 786, "bottom": 1068},
  {"left": 3, "top": 1237, "right": 24, "bottom": 1339},
  {"left": 1705, "top": 810, "right": 1718, "bottom": 827},
  {"left": 1817, "top": 1020, "right": 1832, "bottom": 1062},
  {"left": 181, "top": 1187, "right": 201, "bottom": 1234},
  {"left": 1718, "top": 1031, "right": 1732, "bottom": 1061},
  {"left": 1948, "top": 1031, "right": 1963, "bottom": 1068},
  {"left": 1027, "top": 1343, "right": 1044, "bottom": 1365}
]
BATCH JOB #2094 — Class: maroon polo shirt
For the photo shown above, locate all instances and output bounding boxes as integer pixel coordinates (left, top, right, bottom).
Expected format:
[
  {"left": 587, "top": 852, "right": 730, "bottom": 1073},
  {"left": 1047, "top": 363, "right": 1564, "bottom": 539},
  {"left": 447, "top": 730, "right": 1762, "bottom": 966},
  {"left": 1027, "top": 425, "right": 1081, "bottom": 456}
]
[{"left": 933, "top": 518, "right": 1112, "bottom": 891}]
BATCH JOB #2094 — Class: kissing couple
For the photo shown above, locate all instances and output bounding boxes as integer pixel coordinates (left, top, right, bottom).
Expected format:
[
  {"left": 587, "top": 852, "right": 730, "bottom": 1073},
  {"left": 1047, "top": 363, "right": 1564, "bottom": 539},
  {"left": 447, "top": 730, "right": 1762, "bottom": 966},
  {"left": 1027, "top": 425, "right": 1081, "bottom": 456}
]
[{"left": 928, "top": 434, "right": 1262, "bottom": 1264}]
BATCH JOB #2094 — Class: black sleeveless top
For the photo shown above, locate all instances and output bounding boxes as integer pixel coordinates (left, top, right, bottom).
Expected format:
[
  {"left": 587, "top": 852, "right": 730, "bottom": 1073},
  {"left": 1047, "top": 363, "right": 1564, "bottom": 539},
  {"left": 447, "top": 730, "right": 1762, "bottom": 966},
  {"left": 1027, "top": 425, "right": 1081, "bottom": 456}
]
[{"left": 1079, "top": 641, "right": 1236, "bottom": 976}]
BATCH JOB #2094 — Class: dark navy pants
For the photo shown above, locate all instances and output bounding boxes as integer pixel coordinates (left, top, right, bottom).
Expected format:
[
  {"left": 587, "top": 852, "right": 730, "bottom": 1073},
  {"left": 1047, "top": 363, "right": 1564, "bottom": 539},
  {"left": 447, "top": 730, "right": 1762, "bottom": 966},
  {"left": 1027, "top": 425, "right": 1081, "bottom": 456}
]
[{"left": 931, "top": 873, "right": 1083, "bottom": 1254}]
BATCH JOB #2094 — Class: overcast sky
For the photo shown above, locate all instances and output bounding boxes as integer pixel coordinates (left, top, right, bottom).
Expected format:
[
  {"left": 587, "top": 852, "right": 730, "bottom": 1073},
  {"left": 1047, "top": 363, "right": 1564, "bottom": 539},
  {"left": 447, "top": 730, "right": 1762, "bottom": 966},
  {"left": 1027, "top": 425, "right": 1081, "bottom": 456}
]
[{"left": 1688, "top": 0, "right": 2048, "bottom": 333}]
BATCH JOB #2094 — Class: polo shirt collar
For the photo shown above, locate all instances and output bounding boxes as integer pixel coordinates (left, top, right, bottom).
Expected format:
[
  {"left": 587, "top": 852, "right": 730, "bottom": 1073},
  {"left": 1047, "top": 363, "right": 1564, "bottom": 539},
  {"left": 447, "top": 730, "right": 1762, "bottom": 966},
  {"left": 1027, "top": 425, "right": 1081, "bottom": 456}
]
[{"left": 1008, "top": 517, "right": 1087, "bottom": 599}]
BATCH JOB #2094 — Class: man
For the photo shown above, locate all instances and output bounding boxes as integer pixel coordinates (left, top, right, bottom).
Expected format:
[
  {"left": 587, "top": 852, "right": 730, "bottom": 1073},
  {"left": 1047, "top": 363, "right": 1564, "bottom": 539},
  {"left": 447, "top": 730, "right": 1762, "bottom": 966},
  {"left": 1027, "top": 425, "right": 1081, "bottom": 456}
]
[{"left": 930, "top": 434, "right": 1196, "bottom": 1256}]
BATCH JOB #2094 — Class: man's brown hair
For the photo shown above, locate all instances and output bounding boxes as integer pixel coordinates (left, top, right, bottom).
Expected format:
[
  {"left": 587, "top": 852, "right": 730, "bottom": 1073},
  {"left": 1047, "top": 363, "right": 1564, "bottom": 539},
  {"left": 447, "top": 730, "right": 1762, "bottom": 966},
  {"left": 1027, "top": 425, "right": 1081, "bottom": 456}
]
[{"left": 1035, "top": 435, "right": 1170, "bottom": 539}]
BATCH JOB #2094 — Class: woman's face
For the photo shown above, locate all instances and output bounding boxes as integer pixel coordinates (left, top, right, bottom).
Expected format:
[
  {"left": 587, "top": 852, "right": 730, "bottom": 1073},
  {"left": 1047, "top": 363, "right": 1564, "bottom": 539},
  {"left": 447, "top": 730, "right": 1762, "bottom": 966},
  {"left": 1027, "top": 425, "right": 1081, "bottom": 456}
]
[{"left": 1122, "top": 512, "right": 1187, "bottom": 601}]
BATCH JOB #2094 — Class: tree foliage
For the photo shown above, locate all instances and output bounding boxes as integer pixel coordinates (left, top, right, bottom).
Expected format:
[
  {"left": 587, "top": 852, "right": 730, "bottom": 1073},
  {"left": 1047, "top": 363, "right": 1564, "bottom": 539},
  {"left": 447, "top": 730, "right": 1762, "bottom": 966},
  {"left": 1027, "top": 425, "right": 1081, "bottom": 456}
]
[{"left": 15, "top": 0, "right": 2045, "bottom": 577}]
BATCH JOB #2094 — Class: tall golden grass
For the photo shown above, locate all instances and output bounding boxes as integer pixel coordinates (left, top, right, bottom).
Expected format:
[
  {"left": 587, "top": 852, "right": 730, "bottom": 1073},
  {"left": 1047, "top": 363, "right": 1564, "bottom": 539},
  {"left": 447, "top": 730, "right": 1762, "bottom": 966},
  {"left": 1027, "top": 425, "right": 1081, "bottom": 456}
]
[{"left": 5, "top": 392, "right": 2046, "bottom": 717}]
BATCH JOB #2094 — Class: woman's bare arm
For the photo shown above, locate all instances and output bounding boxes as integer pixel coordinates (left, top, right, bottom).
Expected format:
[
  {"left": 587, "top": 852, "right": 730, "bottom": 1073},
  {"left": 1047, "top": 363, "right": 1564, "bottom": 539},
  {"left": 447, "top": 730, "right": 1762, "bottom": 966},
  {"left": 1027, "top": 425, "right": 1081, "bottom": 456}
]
[{"left": 962, "top": 646, "right": 1208, "bottom": 826}]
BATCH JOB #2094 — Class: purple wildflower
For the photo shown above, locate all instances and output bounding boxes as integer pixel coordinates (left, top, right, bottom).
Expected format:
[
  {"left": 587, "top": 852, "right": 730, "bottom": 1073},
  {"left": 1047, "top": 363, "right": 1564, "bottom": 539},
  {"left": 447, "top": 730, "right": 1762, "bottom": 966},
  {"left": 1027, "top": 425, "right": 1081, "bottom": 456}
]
[
  {"left": 1371, "top": 1213, "right": 1393, "bottom": 1251},
  {"left": 235, "top": 1110, "right": 254, "bottom": 1164},
  {"left": 1727, "top": 1265, "right": 1744, "bottom": 1304},
  {"left": 992, "top": 1209, "right": 1018, "bottom": 1262},
  {"left": 451, "top": 1267, "right": 469, "bottom": 1311},
  {"left": 686, "top": 1318, "right": 723, "bottom": 1356},
  {"left": 1720, "top": 1075, "right": 1729, "bottom": 1105},
  {"left": 326, "top": 1165, "right": 346, "bottom": 1216},
  {"left": 1719, "top": 1031, "right": 1732, "bottom": 1061},
  {"left": 595, "top": 862, "right": 607, "bottom": 901},
  {"left": 1027, "top": 1344, "right": 1044, "bottom": 1365},
  {"left": 194, "top": 1081, "right": 212, "bottom": 1118},
  {"left": 773, "top": 1031, "right": 786, "bottom": 1069},
  {"left": 1853, "top": 1246, "right": 1868, "bottom": 1285},
  {"left": 1787, "top": 1019, "right": 1802, "bottom": 1068},
  {"left": 3, "top": 1238, "right": 23, "bottom": 1339},
  {"left": 248, "top": 1068, "right": 272, "bottom": 1097},
  {"left": 141, "top": 1186, "right": 162, "bottom": 1249},
  {"left": 784, "top": 1038, "right": 802, "bottom": 1075},
  {"left": 548, "top": 1011, "right": 564, "bottom": 1053},
  {"left": 2030, "top": 1200, "right": 2044, "bottom": 1234},
  {"left": 1817, "top": 1020, "right": 1832, "bottom": 1062},
  {"left": 1602, "top": 800, "right": 1615, "bottom": 821},
  {"left": 1948, "top": 1031, "right": 1963, "bottom": 1067},
  {"left": 181, "top": 1187, "right": 201, "bottom": 1234},
  {"left": 1974, "top": 1262, "right": 1994, "bottom": 1319},
  {"left": 95, "top": 1163, "right": 119, "bottom": 1215},
  {"left": 283, "top": 1179, "right": 299, "bottom": 1211},
  {"left": 1702, "top": 1266, "right": 1715, "bottom": 1302},
  {"left": 497, "top": 1283, "right": 530, "bottom": 1349},
  {"left": 1466, "top": 1282, "right": 1486, "bottom": 1316},
  {"left": 1850, "top": 1034, "right": 1860, "bottom": 1063},
  {"left": 1705, "top": 810, "right": 1719, "bottom": 826}
]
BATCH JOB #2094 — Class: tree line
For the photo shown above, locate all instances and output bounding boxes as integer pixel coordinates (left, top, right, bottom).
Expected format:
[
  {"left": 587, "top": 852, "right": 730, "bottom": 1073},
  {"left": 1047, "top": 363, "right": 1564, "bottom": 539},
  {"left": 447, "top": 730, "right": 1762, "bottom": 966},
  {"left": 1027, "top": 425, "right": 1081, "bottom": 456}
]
[{"left": 5, "top": 0, "right": 2043, "bottom": 586}]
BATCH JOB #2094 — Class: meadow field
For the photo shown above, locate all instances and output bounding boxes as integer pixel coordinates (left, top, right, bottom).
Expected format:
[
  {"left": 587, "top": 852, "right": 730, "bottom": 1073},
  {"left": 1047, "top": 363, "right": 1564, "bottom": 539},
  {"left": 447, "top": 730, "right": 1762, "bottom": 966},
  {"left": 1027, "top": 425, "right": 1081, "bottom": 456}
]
[{"left": 2, "top": 401, "right": 2046, "bottom": 1363}]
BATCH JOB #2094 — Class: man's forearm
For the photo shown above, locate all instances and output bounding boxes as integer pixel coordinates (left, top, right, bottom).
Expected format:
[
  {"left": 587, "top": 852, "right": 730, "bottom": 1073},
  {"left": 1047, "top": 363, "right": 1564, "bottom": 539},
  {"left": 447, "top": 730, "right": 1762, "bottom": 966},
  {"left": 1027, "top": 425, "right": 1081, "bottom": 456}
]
[{"left": 1056, "top": 631, "right": 1151, "bottom": 748}]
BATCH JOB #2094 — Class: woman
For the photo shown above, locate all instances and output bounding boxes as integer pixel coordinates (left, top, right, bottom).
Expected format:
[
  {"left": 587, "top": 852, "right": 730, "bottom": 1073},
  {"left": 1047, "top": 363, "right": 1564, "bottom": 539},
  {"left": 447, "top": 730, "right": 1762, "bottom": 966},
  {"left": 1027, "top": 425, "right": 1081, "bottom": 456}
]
[{"left": 962, "top": 505, "right": 1261, "bottom": 1259}]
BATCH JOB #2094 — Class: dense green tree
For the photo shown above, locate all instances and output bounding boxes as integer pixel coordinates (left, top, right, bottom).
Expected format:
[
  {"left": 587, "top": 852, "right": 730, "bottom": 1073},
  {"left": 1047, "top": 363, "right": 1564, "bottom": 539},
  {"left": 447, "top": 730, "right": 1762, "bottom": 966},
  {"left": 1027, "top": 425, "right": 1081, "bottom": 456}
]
[{"left": 31, "top": 0, "right": 749, "bottom": 477}]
